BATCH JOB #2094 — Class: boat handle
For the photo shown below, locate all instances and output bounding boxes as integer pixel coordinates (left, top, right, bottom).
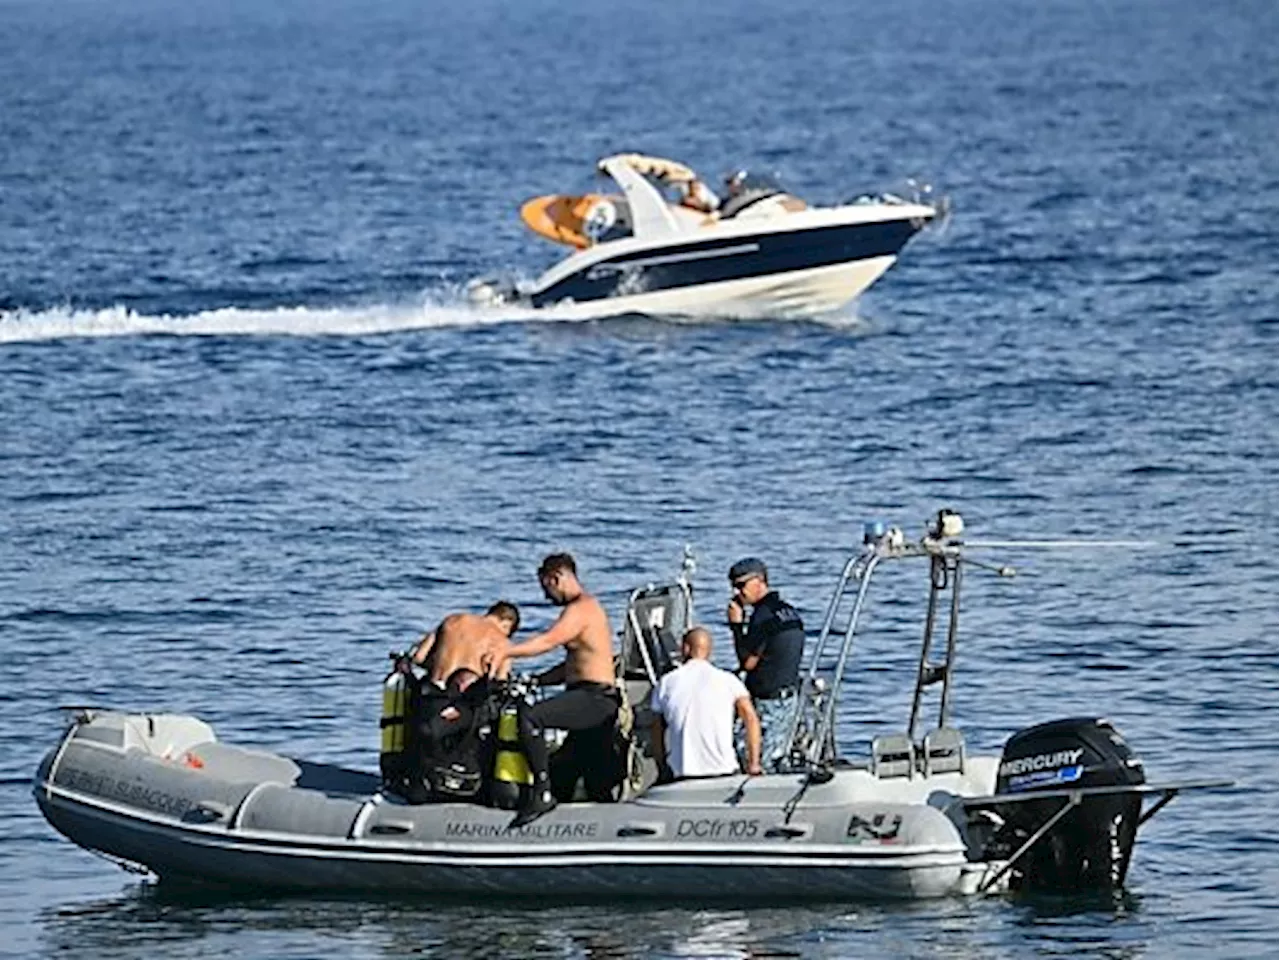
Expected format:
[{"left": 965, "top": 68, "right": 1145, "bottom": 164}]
[
  {"left": 369, "top": 821, "right": 413, "bottom": 836},
  {"left": 185, "top": 801, "right": 231, "bottom": 824},
  {"left": 764, "top": 825, "right": 808, "bottom": 840},
  {"left": 616, "top": 825, "right": 659, "bottom": 837}
]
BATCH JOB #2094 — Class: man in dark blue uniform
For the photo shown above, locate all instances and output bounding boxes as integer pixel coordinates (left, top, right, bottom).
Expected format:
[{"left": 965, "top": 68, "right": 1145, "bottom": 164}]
[{"left": 725, "top": 557, "right": 805, "bottom": 770}]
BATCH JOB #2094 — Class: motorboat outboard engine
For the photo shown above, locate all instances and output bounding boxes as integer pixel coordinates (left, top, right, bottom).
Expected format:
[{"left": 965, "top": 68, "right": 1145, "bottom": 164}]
[
  {"left": 465, "top": 276, "right": 519, "bottom": 308},
  {"left": 993, "top": 717, "right": 1146, "bottom": 892}
]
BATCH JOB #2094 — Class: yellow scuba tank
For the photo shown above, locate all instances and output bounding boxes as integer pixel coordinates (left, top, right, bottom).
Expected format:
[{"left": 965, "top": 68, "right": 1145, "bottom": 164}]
[
  {"left": 379, "top": 656, "right": 413, "bottom": 787},
  {"left": 490, "top": 702, "right": 532, "bottom": 810}
]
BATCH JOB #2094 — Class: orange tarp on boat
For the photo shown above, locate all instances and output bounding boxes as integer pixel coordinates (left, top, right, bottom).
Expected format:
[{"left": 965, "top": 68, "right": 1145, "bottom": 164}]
[{"left": 519, "top": 194, "right": 611, "bottom": 248}]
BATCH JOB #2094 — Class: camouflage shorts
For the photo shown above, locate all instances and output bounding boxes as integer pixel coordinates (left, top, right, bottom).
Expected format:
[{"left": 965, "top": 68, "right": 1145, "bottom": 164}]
[{"left": 737, "top": 692, "right": 797, "bottom": 772}]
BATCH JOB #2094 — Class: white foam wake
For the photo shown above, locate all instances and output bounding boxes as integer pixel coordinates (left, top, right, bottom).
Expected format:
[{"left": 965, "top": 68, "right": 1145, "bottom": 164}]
[
  {"left": 0, "top": 297, "right": 549, "bottom": 345},
  {"left": 0, "top": 294, "right": 871, "bottom": 344}
]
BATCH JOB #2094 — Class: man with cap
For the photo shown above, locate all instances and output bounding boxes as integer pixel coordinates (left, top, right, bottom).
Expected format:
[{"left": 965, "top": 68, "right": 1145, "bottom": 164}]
[{"left": 726, "top": 557, "right": 805, "bottom": 770}]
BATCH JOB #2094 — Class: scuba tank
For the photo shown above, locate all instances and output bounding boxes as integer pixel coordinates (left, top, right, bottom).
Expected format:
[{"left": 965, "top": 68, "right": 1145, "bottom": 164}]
[
  {"left": 490, "top": 700, "right": 532, "bottom": 810},
  {"left": 379, "top": 654, "right": 414, "bottom": 791}
]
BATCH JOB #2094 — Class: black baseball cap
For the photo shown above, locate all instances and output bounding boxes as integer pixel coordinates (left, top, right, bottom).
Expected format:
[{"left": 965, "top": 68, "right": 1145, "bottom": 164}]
[{"left": 728, "top": 557, "right": 768, "bottom": 583}]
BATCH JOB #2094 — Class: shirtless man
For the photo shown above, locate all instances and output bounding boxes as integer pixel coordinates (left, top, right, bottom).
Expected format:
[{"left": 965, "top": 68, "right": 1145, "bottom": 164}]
[
  {"left": 411, "top": 601, "right": 520, "bottom": 687},
  {"left": 502, "top": 553, "right": 618, "bottom": 827}
]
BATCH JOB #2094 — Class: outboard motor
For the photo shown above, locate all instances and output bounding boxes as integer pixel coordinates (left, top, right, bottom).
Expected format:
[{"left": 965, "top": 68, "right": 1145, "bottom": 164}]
[
  {"left": 465, "top": 276, "right": 518, "bottom": 308},
  {"left": 994, "top": 717, "right": 1145, "bottom": 892}
]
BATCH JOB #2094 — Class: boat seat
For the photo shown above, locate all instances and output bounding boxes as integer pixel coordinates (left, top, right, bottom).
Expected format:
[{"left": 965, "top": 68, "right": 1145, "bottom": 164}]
[
  {"left": 171, "top": 741, "right": 303, "bottom": 786},
  {"left": 922, "top": 727, "right": 965, "bottom": 776},
  {"left": 870, "top": 734, "right": 915, "bottom": 780}
]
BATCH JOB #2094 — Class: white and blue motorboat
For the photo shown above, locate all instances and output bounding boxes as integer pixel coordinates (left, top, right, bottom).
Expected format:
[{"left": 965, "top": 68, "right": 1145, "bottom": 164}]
[{"left": 467, "top": 153, "right": 942, "bottom": 320}]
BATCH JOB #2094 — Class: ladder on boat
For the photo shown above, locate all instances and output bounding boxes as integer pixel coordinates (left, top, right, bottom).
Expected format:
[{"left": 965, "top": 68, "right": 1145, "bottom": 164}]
[{"left": 778, "top": 510, "right": 992, "bottom": 775}]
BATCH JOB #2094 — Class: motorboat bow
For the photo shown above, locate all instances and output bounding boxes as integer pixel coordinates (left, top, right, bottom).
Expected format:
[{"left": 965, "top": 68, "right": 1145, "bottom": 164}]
[
  {"left": 34, "top": 512, "right": 1229, "bottom": 899},
  {"left": 466, "top": 153, "right": 943, "bottom": 320}
]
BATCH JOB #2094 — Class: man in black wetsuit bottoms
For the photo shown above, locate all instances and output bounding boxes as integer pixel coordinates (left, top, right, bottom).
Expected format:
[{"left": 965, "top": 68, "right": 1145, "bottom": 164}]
[
  {"left": 500, "top": 553, "right": 619, "bottom": 828},
  {"left": 726, "top": 557, "right": 805, "bottom": 771}
]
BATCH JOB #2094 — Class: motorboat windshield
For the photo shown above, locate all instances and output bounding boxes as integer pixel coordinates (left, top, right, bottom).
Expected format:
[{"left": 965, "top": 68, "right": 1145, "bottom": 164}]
[{"left": 723, "top": 169, "right": 786, "bottom": 195}]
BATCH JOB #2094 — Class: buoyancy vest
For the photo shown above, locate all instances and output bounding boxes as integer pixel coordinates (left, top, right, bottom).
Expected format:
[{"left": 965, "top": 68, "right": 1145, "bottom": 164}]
[{"left": 417, "top": 683, "right": 492, "bottom": 800}]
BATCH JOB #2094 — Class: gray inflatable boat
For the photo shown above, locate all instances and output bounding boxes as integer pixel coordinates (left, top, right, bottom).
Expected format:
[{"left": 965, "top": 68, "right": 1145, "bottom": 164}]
[{"left": 34, "top": 513, "right": 1228, "bottom": 899}]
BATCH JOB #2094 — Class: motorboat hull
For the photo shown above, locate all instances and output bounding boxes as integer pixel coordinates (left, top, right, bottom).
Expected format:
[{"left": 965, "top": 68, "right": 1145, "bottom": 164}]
[
  {"left": 528, "top": 257, "right": 899, "bottom": 322},
  {"left": 40, "top": 799, "right": 974, "bottom": 899},
  {"left": 527, "top": 216, "right": 922, "bottom": 314},
  {"left": 35, "top": 710, "right": 994, "bottom": 900}
]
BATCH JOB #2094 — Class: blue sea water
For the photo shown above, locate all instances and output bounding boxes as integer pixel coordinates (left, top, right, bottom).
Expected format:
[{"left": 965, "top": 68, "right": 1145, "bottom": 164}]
[{"left": 1, "top": 0, "right": 1277, "bottom": 956}]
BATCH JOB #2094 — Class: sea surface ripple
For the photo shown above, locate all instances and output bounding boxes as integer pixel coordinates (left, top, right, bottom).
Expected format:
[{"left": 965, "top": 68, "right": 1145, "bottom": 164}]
[{"left": 0, "top": 0, "right": 1276, "bottom": 957}]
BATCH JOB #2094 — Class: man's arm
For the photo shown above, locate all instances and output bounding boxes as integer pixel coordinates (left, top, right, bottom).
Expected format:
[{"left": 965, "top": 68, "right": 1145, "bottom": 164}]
[
  {"left": 727, "top": 599, "right": 746, "bottom": 648},
  {"left": 735, "top": 695, "right": 763, "bottom": 775},
  {"left": 410, "top": 628, "right": 437, "bottom": 665},
  {"left": 650, "top": 715, "right": 668, "bottom": 770},
  {"left": 728, "top": 600, "right": 762, "bottom": 672},
  {"left": 481, "top": 636, "right": 512, "bottom": 679},
  {"left": 505, "top": 606, "right": 582, "bottom": 661},
  {"left": 734, "top": 627, "right": 764, "bottom": 674}
]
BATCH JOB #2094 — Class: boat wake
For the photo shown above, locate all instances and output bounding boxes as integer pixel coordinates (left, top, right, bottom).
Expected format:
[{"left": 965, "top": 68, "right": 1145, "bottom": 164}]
[
  {"left": 0, "top": 293, "right": 551, "bottom": 345},
  {"left": 0, "top": 295, "right": 870, "bottom": 345}
]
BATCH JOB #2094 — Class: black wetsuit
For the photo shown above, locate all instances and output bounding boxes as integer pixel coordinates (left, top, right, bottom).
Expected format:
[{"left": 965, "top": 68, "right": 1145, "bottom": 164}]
[{"left": 518, "top": 680, "right": 621, "bottom": 802}]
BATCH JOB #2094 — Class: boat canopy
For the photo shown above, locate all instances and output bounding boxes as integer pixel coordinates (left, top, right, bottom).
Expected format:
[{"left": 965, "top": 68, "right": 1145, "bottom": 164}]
[
  {"left": 600, "top": 153, "right": 698, "bottom": 184},
  {"left": 595, "top": 154, "right": 689, "bottom": 240}
]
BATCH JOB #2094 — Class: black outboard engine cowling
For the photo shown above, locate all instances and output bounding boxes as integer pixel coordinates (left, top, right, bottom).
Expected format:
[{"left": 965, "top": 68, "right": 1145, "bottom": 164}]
[{"left": 994, "top": 717, "right": 1145, "bottom": 893}]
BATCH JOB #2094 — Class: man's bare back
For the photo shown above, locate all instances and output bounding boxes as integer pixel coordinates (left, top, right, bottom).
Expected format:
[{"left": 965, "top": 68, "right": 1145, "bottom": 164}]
[{"left": 412, "top": 603, "right": 519, "bottom": 686}]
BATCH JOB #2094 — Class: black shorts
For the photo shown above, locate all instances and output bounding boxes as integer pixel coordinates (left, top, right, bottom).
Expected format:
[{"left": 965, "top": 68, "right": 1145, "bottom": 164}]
[
  {"left": 525, "top": 681, "right": 619, "bottom": 732},
  {"left": 527, "top": 681, "right": 621, "bottom": 802}
]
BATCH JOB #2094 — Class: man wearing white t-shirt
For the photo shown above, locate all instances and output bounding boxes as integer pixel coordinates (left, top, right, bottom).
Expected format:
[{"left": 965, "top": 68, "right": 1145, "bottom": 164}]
[{"left": 650, "top": 627, "right": 763, "bottom": 779}]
